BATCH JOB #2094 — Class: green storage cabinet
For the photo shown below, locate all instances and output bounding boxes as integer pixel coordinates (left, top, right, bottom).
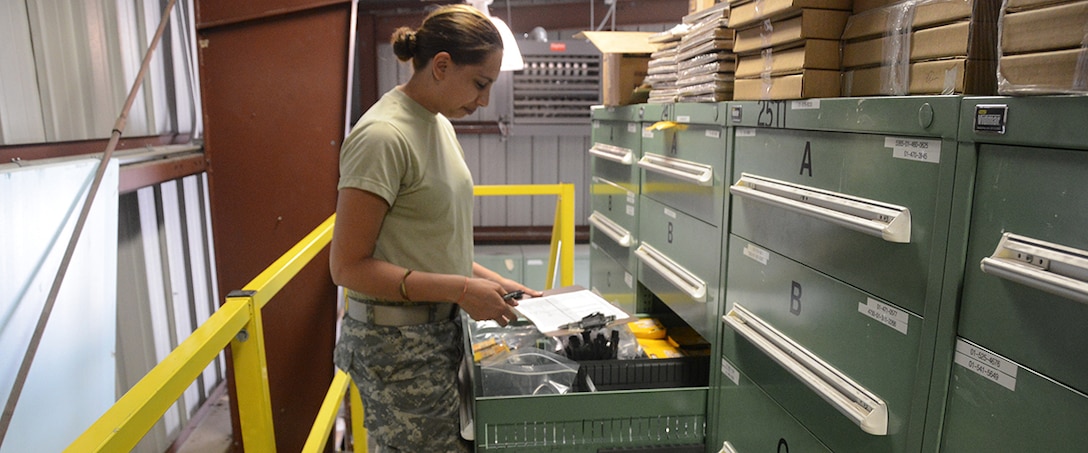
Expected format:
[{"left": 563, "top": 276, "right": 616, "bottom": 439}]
[
  {"left": 463, "top": 317, "right": 709, "bottom": 453},
  {"left": 640, "top": 102, "right": 731, "bottom": 227},
  {"left": 715, "top": 97, "right": 969, "bottom": 453},
  {"left": 955, "top": 96, "right": 1088, "bottom": 396},
  {"left": 940, "top": 339, "right": 1088, "bottom": 452},
  {"left": 937, "top": 97, "right": 1088, "bottom": 452},
  {"left": 637, "top": 195, "right": 722, "bottom": 343},
  {"left": 590, "top": 105, "right": 644, "bottom": 272},
  {"left": 727, "top": 97, "right": 962, "bottom": 317},
  {"left": 719, "top": 236, "right": 925, "bottom": 453},
  {"left": 636, "top": 102, "right": 731, "bottom": 344},
  {"left": 715, "top": 356, "right": 832, "bottom": 453},
  {"left": 475, "top": 245, "right": 524, "bottom": 284},
  {"left": 589, "top": 243, "right": 639, "bottom": 315}
]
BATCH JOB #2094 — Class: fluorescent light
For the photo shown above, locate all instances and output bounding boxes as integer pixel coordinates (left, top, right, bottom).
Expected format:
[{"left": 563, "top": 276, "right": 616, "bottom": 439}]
[{"left": 467, "top": 0, "right": 524, "bottom": 71}]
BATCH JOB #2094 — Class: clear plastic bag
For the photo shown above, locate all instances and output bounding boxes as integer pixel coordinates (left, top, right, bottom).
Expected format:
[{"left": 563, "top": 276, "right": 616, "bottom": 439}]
[{"left": 480, "top": 349, "right": 580, "bottom": 397}]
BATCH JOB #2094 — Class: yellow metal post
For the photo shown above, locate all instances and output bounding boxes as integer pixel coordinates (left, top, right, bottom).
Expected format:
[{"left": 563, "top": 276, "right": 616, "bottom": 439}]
[
  {"left": 64, "top": 299, "right": 252, "bottom": 452},
  {"left": 229, "top": 292, "right": 277, "bottom": 452},
  {"left": 473, "top": 183, "right": 575, "bottom": 289},
  {"left": 350, "top": 381, "right": 366, "bottom": 452},
  {"left": 302, "top": 370, "right": 351, "bottom": 453}
]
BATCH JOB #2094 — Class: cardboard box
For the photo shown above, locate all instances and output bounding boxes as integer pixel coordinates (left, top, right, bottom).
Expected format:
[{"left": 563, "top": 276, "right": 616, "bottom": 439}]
[
  {"left": 999, "top": 48, "right": 1088, "bottom": 93},
  {"left": 690, "top": 0, "right": 719, "bottom": 13},
  {"left": 734, "top": 9, "right": 851, "bottom": 54},
  {"left": 578, "top": 31, "right": 657, "bottom": 106},
  {"left": 1004, "top": 0, "right": 1071, "bottom": 12},
  {"left": 843, "top": 58, "right": 995, "bottom": 95},
  {"left": 736, "top": 39, "right": 842, "bottom": 77},
  {"left": 734, "top": 69, "right": 841, "bottom": 99},
  {"left": 842, "top": 21, "right": 971, "bottom": 68},
  {"left": 729, "top": 0, "right": 853, "bottom": 28},
  {"left": 842, "top": 0, "right": 975, "bottom": 41},
  {"left": 853, "top": 0, "right": 907, "bottom": 14},
  {"left": 1001, "top": 1, "right": 1088, "bottom": 54}
]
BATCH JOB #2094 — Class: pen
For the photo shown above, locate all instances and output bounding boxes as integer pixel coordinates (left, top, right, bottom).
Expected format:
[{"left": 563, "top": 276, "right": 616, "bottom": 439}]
[{"left": 502, "top": 290, "right": 524, "bottom": 301}]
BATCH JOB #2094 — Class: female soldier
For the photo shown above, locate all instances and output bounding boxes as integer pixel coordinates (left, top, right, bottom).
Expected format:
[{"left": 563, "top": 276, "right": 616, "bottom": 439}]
[{"left": 330, "top": 4, "right": 540, "bottom": 452}]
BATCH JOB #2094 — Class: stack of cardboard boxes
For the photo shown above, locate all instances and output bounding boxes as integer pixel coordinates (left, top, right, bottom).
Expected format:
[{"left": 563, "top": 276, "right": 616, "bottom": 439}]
[
  {"left": 729, "top": 0, "right": 852, "bottom": 99},
  {"left": 840, "top": 0, "right": 998, "bottom": 96},
  {"left": 998, "top": 0, "right": 1088, "bottom": 94},
  {"left": 675, "top": 3, "right": 736, "bottom": 102}
]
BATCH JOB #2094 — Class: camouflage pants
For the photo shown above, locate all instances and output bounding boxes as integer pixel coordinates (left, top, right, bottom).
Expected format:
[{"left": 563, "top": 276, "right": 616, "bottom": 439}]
[{"left": 335, "top": 314, "right": 471, "bottom": 453}]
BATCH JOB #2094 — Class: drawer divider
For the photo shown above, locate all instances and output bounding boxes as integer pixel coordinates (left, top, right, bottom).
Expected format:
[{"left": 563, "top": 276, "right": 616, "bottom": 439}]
[
  {"left": 981, "top": 232, "right": 1088, "bottom": 305},
  {"left": 635, "top": 242, "right": 708, "bottom": 302},
  {"left": 730, "top": 173, "right": 911, "bottom": 243},
  {"left": 723, "top": 304, "right": 889, "bottom": 435}
]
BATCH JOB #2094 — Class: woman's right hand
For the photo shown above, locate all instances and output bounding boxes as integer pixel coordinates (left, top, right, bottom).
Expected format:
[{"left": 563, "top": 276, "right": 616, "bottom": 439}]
[{"left": 456, "top": 277, "right": 518, "bottom": 326}]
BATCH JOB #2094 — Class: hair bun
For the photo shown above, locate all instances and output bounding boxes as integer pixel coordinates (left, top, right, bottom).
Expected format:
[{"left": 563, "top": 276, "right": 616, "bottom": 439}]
[{"left": 391, "top": 27, "right": 418, "bottom": 61}]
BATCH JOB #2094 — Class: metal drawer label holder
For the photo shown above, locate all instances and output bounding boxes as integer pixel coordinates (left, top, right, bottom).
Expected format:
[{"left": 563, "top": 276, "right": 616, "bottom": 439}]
[
  {"left": 634, "top": 242, "right": 708, "bottom": 302},
  {"left": 637, "top": 152, "right": 714, "bottom": 186},
  {"left": 723, "top": 304, "right": 890, "bottom": 435},
  {"left": 730, "top": 173, "right": 912, "bottom": 243},
  {"left": 588, "top": 211, "right": 632, "bottom": 247},
  {"left": 980, "top": 232, "right": 1088, "bottom": 305},
  {"left": 589, "top": 142, "right": 635, "bottom": 165}
]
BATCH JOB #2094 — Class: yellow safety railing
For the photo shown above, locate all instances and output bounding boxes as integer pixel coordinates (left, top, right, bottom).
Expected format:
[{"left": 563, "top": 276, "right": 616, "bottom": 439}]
[{"left": 65, "top": 183, "right": 575, "bottom": 452}]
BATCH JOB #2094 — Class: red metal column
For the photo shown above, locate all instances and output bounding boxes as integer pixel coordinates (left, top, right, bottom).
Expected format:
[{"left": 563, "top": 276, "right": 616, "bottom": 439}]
[{"left": 196, "top": 1, "right": 349, "bottom": 450}]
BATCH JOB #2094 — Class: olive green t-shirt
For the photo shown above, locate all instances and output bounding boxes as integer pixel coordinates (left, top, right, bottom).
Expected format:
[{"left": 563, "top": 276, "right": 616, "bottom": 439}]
[{"left": 338, "top": 88, "right": 475, "bottom": 301}]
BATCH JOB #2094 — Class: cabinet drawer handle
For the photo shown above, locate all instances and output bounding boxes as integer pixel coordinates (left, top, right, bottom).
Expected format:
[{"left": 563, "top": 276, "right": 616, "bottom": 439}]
[
  {"left": 589, "top": 143, "right": 634, "bottom": 165},
  {"left": 723, "top": 304, "right": 889, "bottom": 435},
  {"left": 635, "top": 243, "right": 707, "bottom": 302},
  {"left": 588, "top": 211, "right": 632, "bottom": 247},
  {"left": 729, "top": 173, "right": 911, "bottom": 243},
  {"left": 637, "top": 153, "right": 714, "bottom": 186},
  {"left": 980, "top": 232, "right": 1088, "bottom": 305}
]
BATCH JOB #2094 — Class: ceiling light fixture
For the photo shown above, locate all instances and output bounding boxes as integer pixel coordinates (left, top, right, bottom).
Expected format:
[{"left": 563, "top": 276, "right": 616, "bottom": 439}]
[{"left": 467, "top": 0, "right": 525, "bottom": 71}]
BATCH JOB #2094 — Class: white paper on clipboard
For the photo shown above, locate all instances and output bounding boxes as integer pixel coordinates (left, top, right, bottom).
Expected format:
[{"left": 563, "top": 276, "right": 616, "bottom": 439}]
[{"left": 513, "top": 287, "right": 635, "bottom": 336}]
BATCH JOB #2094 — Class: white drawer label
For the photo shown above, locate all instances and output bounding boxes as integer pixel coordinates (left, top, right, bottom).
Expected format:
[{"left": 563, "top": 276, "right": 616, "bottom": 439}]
[
  {"left": 626, "top": 191, "right": 636, "bottom": 204},
  {"left": 624, "top": 271, "right": 634, "bottom": 288},
  {"left": 643, "top": 129, "right": 655, "bottom": 139},
  {"left": 706, "top": 129, "right": 721, "bottom": 139},
  {"left": 677, "top": 115, "right": 691, "bottom": 123},
  {"left": 593, "top": 120, "right": 601, "bottom": 128},
  {"left": 954, "top": 339, "right": 1018, "bottom": 391},
  {"left": 791, "top": 99, "right": 820, "bottom": 110},
  {"left": 626, "top": 204, "right": 635, "bottom": 216},
  {"left": 743, "top": 243, "right": 769, "bottom": 265},
  {"left": 858, "top": 298, "right": 909, "bottom": 335},
  {"left": 721, "top": 357, "right": 741, "bottom": 386},
  {"left": 735, "top": 127, "right": 757, "bottom": 137},
  {"left": 663, "top": 207, "right": 677, "bottom": 219},
  {"left": 628, "top": 123, "right": 638, "bottom": 133},
  {"left": 886, "top": 136, "right": 941, "bottom": 163}
]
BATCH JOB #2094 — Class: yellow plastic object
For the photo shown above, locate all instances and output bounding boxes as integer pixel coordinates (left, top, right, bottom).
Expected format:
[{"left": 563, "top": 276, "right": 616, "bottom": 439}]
[
  {"left": 637, "top": 338, "right": 684, "bottom": 359},
  {"left": 629, "top": 317, "right": 667, "bottom": 340}
]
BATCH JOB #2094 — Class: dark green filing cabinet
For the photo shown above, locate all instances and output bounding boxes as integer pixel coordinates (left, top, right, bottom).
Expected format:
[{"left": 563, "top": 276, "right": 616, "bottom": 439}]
[
  {"left": 636, "top": 102, "right": 732, "bottom": 342},
  {"left": 939, "top": 97, "right": 1088, "bottom": 452},
  {"left": 715, "top": 97, "right": 966, "bottom": 453}
]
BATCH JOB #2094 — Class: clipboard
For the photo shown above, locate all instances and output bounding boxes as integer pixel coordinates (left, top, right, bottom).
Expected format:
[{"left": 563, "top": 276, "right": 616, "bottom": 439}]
[{"left": 512, "top": 285, "right": 636, "bottom": 336}]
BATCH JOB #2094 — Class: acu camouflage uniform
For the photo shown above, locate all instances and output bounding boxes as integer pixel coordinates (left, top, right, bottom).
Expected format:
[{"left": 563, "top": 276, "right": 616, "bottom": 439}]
[{"left": 335, "top": 313, "right": 471, "bottom": 452}]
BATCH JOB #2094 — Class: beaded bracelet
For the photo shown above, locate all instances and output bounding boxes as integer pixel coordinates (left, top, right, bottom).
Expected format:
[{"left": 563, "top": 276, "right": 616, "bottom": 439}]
[{"left": 399, "top": 269, "right": 413, "bottom": 301}]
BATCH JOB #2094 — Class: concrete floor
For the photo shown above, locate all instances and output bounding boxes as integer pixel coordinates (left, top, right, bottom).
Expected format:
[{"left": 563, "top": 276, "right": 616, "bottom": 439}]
[{"left": 176, "top": 391, "right": 232, "bottom": 453}]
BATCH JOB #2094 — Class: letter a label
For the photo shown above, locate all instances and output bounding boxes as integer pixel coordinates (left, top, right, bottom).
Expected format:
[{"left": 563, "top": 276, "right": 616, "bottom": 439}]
[{"left": 799, "top": 142, "right": 813, "bottom": 176}]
